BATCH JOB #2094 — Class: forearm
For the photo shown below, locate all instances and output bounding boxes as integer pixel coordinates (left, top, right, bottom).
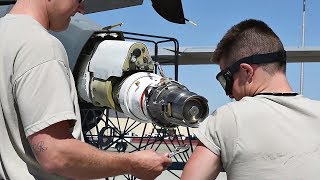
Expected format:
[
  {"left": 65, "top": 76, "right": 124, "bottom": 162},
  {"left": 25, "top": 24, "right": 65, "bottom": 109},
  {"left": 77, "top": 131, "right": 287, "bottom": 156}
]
[
  {"left": 38, "top": 138, "right": 133, "bottom": 179},
  {"left": 29, "top": 121, "right": 171, "bottom": 180}
]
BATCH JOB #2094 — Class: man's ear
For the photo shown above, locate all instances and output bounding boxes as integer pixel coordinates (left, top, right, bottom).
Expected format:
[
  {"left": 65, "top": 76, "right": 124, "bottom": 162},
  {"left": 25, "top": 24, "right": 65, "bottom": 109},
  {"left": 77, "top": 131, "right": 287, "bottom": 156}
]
[{"left": 239, "top": 63, "right": 254, "bottom": 82}]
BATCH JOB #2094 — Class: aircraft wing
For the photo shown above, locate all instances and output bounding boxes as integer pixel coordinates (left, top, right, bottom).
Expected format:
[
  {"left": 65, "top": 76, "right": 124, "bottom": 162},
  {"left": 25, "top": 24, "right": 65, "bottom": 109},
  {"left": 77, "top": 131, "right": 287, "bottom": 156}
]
[
  {"left": 82, "top": 0, "right": 143, "bottom": 14},
  {"left": 0, "top": 0, "right": 14, "bottom": 5},
  {"left": 0, "top": 0, "right": 144, "bottom": 14},
  {"left": 153, "top": 47, "right": 320, "bottom": 65}
]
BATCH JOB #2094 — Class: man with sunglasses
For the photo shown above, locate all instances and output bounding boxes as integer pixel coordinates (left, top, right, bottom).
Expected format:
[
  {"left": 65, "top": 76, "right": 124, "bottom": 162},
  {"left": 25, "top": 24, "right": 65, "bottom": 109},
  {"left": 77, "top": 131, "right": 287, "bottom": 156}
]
[
  {"left": 0, "top": 0, "right": 171, "bottom": 179},
  {"left": 181, "top": 19, "right": 320, "bottom": 179}
]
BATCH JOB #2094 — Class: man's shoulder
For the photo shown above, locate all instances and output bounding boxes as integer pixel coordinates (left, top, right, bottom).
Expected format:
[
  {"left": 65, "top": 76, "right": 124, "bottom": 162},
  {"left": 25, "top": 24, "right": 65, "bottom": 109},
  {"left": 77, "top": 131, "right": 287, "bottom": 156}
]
[
  {"left": 25, "top": 32, "right": 64, "bottom": 54},
  {"left": 224, "top": 95, "right": 320, "bottom": 116},
  {"left": 21, "top": 28, "right": 67, "bottom": 65},
  {"left": 222, "top": 97, "right": 258, "bottom": 111},
  {"left": 215, "top": 97, "right": 268, "bottom": 118},
  {"left": 2, "top": 15, "right": 69, "bottom": 79},
  {"left": 19, "top": 32, "right": 67, "bottom": 66},
  {"left": 1, "top": 14, "right": 64, "bottom": 52}
]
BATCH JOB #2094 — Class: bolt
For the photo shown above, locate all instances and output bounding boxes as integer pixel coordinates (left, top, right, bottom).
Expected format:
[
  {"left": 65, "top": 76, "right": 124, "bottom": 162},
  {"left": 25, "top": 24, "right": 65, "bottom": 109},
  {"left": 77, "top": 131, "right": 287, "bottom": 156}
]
[{"left": 189, "top": 106, "right": 199, "bottom": 116}]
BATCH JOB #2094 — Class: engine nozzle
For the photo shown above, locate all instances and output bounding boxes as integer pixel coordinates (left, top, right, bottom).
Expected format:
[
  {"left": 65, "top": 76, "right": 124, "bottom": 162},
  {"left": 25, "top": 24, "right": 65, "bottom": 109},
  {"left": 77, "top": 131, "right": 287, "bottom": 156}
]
[{"left": 118, "top": 72, "right": 209, "bottom": 128}]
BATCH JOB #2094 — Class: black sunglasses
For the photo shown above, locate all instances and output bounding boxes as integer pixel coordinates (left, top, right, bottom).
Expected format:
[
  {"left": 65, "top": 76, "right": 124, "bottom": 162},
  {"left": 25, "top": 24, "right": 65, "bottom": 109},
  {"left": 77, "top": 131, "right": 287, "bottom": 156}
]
[
  {"left": 216, "top": 51, "right": 286, "bottom": 96},
  {"left": 78, "top": 0, "right": 84, "bottom": 3}
]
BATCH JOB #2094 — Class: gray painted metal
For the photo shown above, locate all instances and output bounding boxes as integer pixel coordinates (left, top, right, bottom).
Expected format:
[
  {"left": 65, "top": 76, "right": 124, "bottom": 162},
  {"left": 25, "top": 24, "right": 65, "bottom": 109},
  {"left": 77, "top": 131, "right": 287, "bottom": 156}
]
[
  {"left": 153, "top": 47, "right": 320, "bottom": 65},
  {"left": 0, "top": 4, "right": 12, "bottom": 17},
  {"left": 0, "top": 0, "right": 143, "bottom": 14},
  {"left": 83, "top": 0, "right": 143, "bottom": 14}
]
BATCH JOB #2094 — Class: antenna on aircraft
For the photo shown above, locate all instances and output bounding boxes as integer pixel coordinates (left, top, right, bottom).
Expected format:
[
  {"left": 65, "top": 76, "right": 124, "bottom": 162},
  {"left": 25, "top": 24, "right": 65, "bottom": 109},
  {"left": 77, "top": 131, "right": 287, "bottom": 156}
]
[
  {"left": 102, "top": 22, "right": 123, "bottom": 30},
  {"left": 185, "top": 18, "right": 198, "bottom": 26},
  {"left": 151, "top": 0, "right": 198, "bottom": 26}
]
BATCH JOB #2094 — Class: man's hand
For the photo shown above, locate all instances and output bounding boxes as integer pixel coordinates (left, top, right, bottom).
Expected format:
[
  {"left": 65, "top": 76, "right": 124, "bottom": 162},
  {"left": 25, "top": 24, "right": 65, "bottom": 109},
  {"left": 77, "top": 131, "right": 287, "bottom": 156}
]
[{"left": 129, "top": 149, "right": 172, "bottom": 180}]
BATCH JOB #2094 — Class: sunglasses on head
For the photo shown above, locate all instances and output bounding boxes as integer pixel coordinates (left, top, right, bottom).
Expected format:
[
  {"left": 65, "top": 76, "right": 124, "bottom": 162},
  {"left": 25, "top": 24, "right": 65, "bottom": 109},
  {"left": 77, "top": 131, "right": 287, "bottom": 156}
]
[
  {"left": 216, "top": 51, "right": 286, "bottom": 96},
  {"left": 78, "top": 0, "right": 84, "bottom": 3}
]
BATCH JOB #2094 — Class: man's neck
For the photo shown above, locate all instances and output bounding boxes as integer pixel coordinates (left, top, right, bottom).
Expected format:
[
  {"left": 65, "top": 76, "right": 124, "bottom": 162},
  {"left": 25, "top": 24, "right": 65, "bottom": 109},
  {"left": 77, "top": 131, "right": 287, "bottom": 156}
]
[
  {"left": 9, "top": 0, "right": 49, "bottom": 30},
  {"left": 252, "top": 72, "right": 294, "bottom": 95}
]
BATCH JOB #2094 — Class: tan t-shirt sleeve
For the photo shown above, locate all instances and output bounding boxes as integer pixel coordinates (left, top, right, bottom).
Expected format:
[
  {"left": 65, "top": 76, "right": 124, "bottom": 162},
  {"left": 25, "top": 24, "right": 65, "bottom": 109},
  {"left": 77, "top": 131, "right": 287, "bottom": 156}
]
[
  {"left": 13, "top": 60, "right": 77, "bottom": 137},
  {"left": 195, "top": 104, "right": 238, "bottom": 169}
]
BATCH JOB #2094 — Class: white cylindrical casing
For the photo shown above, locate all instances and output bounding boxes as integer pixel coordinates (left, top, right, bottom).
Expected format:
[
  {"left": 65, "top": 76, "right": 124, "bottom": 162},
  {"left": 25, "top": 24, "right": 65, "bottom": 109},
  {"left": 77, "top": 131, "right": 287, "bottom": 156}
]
[
  {"left": 77, "top": 56, "right": 92, "bottom": 103},
  {"left": 118, "top": 72, "right": 163, "bottom": 123},
  {"left": 88, "top": 40, "right": 149, "bottom": 80}
]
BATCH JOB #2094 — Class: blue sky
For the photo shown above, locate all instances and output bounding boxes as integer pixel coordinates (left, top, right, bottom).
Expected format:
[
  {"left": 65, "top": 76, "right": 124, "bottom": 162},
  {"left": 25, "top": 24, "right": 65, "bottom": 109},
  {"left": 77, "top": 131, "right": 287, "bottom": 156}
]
[{"left": 86, "top": 0, "right": 320, "bottom": 112}]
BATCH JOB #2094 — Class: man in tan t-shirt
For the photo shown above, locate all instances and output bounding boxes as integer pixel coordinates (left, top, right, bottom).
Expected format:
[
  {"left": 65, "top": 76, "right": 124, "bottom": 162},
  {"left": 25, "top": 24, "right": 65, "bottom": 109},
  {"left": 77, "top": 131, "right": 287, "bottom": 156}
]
[
  {"left": 0, "top": 0, "right": 171, "bottom": 179},
  {"left": 181, "top": 19, "right": 320, "bottom": 180}
]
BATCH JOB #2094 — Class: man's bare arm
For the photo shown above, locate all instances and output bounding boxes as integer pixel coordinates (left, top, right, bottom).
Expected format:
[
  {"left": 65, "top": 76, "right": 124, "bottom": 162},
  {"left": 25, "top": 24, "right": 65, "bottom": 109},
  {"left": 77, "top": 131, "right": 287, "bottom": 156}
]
[
  {"left": 181, "top": 141, "right": 222, "bottom": 180},
  {"left": 28, "top": 120, "right": 172, "bottom": 180}
]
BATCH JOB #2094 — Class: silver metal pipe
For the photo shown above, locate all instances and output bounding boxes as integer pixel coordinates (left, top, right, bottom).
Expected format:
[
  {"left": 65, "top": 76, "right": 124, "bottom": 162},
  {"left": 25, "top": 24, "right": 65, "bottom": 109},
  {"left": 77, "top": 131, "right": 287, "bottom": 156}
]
[{"left": 299, "top": 0, "right": 306, "bottom": 95}]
